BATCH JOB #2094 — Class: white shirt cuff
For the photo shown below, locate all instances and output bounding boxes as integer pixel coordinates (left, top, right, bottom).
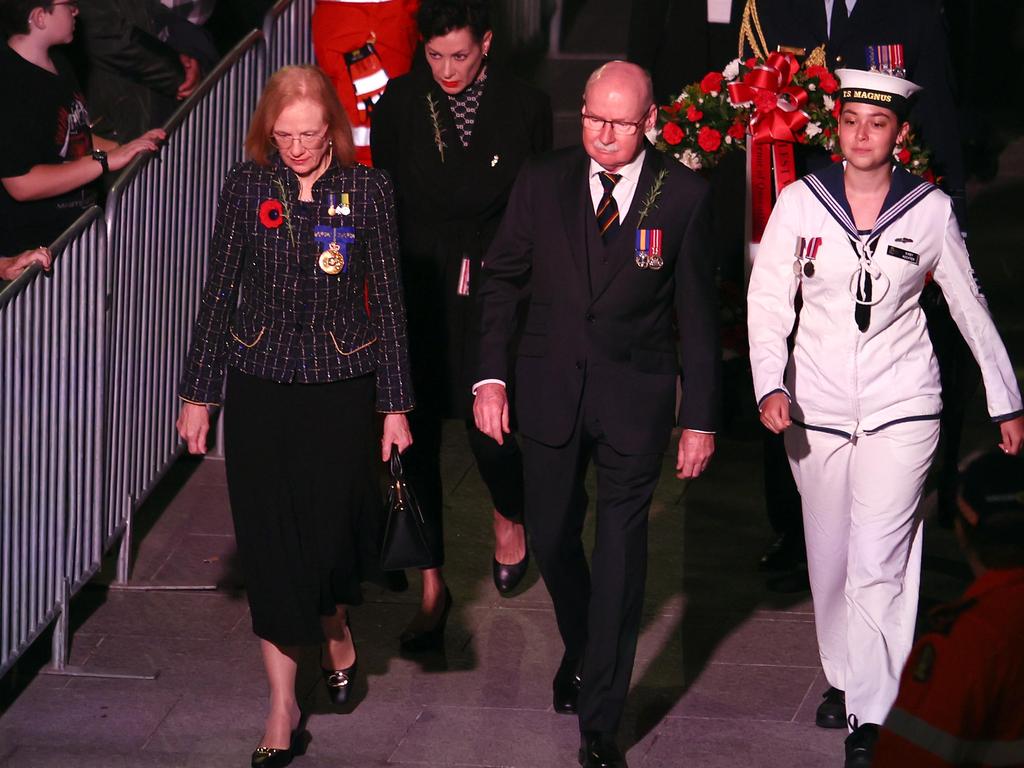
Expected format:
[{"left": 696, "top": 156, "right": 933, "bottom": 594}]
[{"left": 472, "top": 379, "right": 506, "bottom": 395}]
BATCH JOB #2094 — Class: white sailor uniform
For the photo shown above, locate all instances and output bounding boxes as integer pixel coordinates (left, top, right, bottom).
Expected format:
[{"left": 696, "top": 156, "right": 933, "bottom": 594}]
[{"left": 747, "top": 162, "right": 1023, "bottom": 726}]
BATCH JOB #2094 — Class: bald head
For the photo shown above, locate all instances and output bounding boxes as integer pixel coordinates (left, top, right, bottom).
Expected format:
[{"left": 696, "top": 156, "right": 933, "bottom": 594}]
[
  {"left": 580, "top": 60, "right": 656, "bottom": 172},
  {"left": 583, "top": 61, "right": 654, "bottom": 111}
]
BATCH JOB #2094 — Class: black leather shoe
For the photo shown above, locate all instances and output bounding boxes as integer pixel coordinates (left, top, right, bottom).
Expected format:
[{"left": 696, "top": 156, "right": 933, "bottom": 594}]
[
  {"left": 815, "top": 686, "right": 846, "bottom": 729},
  {"left": 578, "top": 731, "right": 627, "bottom": 768},
  {"left": 552, "top": 655, "right": 582, "bottom": 714},
  {"left": 758, "top": 533, "right": 807, "bottom": 572},
  {"left": 493, "top": 550, "right": 529, "bottom": 594},
  {"left": 251, "top": 729, "right": 306, "bottom": 768},
  {"left": 400, "top": 587, "right": 452, "bottom": 654},
  {"left": 321, "top": 660, "right": 357, "bottom": 706},
  {"left": 844, "top": 720, "right": 879, "bottom": 767}
]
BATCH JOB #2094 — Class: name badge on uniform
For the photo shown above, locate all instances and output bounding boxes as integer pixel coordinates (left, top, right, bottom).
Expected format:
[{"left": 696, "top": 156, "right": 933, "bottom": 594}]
[
  {"left": 886, "top": 245, "right": 919, "bottom": 265},
  {"left": 313, "top": 225, "right": 356, "bottom": 275},
  {"left": 635, "top": 228, "right": 663, "bottom": 270}
]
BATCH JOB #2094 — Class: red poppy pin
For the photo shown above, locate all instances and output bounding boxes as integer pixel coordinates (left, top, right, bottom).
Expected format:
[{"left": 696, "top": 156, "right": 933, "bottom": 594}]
[{"left": 258, "top": 199, "right": 284, "bottom": 229}]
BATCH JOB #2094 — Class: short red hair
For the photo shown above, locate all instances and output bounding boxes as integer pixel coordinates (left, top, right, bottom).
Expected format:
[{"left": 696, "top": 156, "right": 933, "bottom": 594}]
[{"left": 245, "top": 65, "right": 355, "bottom": 167}]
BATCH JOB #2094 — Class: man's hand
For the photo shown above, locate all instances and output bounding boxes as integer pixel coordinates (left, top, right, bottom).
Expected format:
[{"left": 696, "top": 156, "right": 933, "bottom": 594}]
[
  {"left": 759, "top": 392, "right": 792, "bottom": 434},
  {"left": 999, "top": 414, "right": 1024, "bottom": 456},
  {"left": 473, "top": 383, "right": 509, "bottom": 445},
  {"left": 108, "top": 129, "right": 166, "bottom": 172},
  {"left": 676, "top": 429, "right": 714, "bottom": 479},
  {"left": 177, "top": 54, "right": 202, "bottom": 100},
  {"left": 0, "top": 247, "right": 51, "bottom": 281},
  {"left": 382, "top": 413, "right": 413, "bottom": 461}
]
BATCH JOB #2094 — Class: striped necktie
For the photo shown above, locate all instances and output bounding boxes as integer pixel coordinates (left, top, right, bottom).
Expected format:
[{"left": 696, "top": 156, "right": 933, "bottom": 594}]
[{"left": 596, "top": 171, "right": 622, "bottom": 240}]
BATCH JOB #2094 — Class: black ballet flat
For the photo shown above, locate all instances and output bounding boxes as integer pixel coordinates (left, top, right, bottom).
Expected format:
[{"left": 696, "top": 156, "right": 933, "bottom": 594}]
[
  {"left": 399, "top": 587, "right": 452, "bottom": 654},
  {"left": 493, "top": 549, "right": 530, "bottom": 595},
  {"left": 251, "top": 728, "right": 306, "bottom": 768},
  {"left": 321, "top": 660, "right": 357, "bottom": 706}
]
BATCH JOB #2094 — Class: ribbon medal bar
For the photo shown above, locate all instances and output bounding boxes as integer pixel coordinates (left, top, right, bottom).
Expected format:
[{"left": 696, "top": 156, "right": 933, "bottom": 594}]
[
  {"left": 635, "top": 228, "right": 664, "bottom": 270},
  {"left": 327, "top": 192, "right": 351, "bottom": 217}
]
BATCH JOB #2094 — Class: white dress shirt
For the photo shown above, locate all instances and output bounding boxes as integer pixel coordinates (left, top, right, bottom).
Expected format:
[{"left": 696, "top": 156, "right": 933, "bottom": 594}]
[
  {"left": 824, "top": 0, "right": 858, "bottom": 37},
  {"left": 588, "top": 150, "right": 647, "bottom": 221},
  {"left": 706, "top": 0, "right": 732, "bottom": 24}
]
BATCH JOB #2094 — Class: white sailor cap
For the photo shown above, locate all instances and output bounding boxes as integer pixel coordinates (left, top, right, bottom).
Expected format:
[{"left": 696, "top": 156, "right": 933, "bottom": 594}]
[{"left": 835, "top": 68, "right": 921, "bottom": 119}]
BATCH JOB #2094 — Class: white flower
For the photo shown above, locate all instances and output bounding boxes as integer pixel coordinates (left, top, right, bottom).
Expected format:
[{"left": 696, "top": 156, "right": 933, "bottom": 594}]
[
  {"left": 807, "top": 83, "right": 816, "bottom": 91},
  {"left": 823, "top": 94, "right": 835, "bottom": 111},
  {"left": 722, "top": 58, "right": 741, "bottom": 81},
  {"left": 804, "top": 122, "right": 822, "bottom": 138},
  {"left": 725, "top": 135, "right": 733, "bottom": 145},
  {"left": 681, "top": 149, "right": 702, "bottom": 170}
]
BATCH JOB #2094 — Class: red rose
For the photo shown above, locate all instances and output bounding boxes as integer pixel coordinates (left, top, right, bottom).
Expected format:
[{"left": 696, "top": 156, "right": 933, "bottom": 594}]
[
  {"left": 896, "top": 147, "right": 912, "bottom": 164},
  {"left": 923, "top": 169, "right": 936, "bottom": 183},
  {"left": 700, "top": 72, "right": 724, "bottom": 94},
  {"left": 745, "top": 57, "right": 757, "bottom": 68},
  {"left": 259, "top": 199, "right": 284, "bottom": 229},
  {"left": 832, "top": 99, "right": 842, "bottom": 118},
  {"left": 697, "top": 126, "right": 722, "bottom": 152},
  {"left": 805, "top": 65, "right": 828, "bottom": 80},
  {"left": 662, "top": 122, "right": 684, "bottom": 145},
  {"left": 830, "top": 153, "right": 843, "bottom": 163},
  {"left": 727, "top": 122, "right": 746, "bottom": 140},
  {"left": 662, "top": 102, "right": 682, "bottom": 116},
  {"left": 823, "top": 127, "right": 833, "bottom": 138},
  {"left": 819, "top": 73, "right": 839, "bottom": 94},
  {"left": 686, "top": 105, "right": 704, "bottom": 122}
]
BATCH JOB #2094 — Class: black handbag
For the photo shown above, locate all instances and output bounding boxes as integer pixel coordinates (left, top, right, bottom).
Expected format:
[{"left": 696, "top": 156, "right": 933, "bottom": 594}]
[{"left": 380, "top": 453, "right": 433, "bottom": 571}]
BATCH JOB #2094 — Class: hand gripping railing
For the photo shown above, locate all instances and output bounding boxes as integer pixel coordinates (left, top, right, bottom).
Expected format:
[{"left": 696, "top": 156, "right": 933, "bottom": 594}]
[
  {"left": 0, "top": 208, "right": 107, "bottom": 679},
  {"left": 263, "top": 0, "right": 315, "bottom": 77},
  {"left": 102, "top": 30, "right": 265, "bottom": 589}
]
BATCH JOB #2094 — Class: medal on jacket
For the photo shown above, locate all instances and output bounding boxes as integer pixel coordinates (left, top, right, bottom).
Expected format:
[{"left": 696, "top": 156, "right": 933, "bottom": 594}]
[
  {"left": 327, "top": 192, "right": 351, "bottom": 217},
  {"left": 313, "top": 225, "right": 356, "bottom": 275},
  {"left": 793, "top": 236, "right": 821, "bottom": 278},
  {"left": 635, "top": 228, "right": 663, "bottom": 270}
]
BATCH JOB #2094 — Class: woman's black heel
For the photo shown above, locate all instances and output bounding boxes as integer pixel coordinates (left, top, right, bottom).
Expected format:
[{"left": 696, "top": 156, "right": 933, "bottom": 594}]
[{"left": 399, "top": 587, "right": 452, "bottom": 653}]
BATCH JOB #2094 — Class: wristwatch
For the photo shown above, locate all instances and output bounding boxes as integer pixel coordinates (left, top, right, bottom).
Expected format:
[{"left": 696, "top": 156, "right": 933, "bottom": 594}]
[{"left": 91, "top": 148, "right": 109, "bottom": 174}]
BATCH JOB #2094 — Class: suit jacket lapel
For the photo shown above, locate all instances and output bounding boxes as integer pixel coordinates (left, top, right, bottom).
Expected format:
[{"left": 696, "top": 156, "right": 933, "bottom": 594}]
[
  {"left": 558, "top": 150, "right": 592, "bottom": 291},
  {"left": 590, "top": 149, "right": 660, "bottom": 303}
]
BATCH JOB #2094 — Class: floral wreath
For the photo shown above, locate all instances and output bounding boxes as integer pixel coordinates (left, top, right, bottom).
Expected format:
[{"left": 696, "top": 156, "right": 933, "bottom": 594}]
[{"left": 654, "top": 52, "right": 934, "bottom": 181}]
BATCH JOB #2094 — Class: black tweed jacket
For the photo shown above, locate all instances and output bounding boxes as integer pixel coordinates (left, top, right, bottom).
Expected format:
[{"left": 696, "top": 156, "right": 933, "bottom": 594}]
[{"left": 179, "top": 157, "right": 415, "bottom": 412}]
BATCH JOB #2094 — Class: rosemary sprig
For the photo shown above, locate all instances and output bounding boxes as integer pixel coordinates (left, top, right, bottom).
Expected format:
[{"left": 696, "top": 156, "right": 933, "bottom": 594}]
[
  {"left": 272, "top": 177, "right": 296, "bottom": 247},
  {"left": 426, "top": 93, "right": 446, "bottom": 163},
  {"left": 636, "top": 169, "right": 668, "bottom": 226}
]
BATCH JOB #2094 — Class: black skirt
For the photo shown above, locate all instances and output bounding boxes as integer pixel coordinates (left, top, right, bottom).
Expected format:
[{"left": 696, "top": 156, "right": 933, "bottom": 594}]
[{"left": 224, "top": 368, "right": 380, "bottom": 646}]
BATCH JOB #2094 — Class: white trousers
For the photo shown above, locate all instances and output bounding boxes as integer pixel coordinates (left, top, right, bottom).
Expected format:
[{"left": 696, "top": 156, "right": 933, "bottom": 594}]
[{"left": 785, "top": 419, "right": 939, "bottom": 726}]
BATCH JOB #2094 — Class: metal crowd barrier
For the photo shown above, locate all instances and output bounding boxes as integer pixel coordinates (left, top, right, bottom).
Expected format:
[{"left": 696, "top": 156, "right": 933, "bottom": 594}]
[
  {"left": 0, "top": 209, "right": 107, "bottom": 678},
  {"left": 263, "top": 0, "right": 316, "bottom": 77},
  {"left": 103, "top": 30, "right": 265, "bottom": 583}
]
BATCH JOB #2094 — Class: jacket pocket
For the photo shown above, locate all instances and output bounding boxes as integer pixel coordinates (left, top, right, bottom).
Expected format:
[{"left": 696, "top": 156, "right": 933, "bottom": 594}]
[
  {"left": 229, "top": 324, "right": 265, "bottom": 349},
  {"left": 329, "top": 325, "right": 378, "bottom": 356}
]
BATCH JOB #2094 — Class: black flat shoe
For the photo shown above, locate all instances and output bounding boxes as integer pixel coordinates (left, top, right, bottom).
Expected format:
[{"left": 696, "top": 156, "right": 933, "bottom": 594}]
[
  {"left": 578, "top": 731, "right": 626, "bottom": 768},
  {"left": 493, "top": 549, "right": 529, "bottom": 594},
  {"left": 844, "top": 719, "right": 879, "bottom": 767},
  {"left": 815, "top": 686, "right": 847, "bottom": 729},
  {"left": 400, "top": 587, "right": 452, "bottom": 654},
  {"left": 552, "top": 654, "right": 582, "bottom": 715},
  {"left": 251, "top": 728, "right": 306, "bottom": 768},
  {"left": 758, "top": 533, "right": 807, "bottom": 572},
  {"left": 321, "top": 660, "right": 357, "bottom": 706}
]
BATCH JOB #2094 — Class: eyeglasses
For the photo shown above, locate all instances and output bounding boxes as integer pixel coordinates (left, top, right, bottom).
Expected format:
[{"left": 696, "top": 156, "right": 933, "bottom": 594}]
[
  {"left": 50, "top": 0, "right": 79, "bottom": 8},
  {"left": 581, "top": 113, "right": 646, "bottom": 136},
  {"left": 269, "top": 128, "right": 329, "bottom": 151}
]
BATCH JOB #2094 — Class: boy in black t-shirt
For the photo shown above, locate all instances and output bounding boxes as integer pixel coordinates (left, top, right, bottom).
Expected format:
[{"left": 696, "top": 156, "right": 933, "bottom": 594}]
[{"left": 0, "top": 0, "right": 164, "bottom": 256}]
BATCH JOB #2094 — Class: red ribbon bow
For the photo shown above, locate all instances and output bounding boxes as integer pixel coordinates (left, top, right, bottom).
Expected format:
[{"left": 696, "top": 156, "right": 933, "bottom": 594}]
[{"left": 728, "top": 52, "right": 810, "bottom": 143}]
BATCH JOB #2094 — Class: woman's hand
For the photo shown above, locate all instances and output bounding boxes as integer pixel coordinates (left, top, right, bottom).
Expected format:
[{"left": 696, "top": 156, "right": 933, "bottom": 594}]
[
  {"left": 0, "top": 247, "right": 51, "bottom": 281},
  {"left": 176, "top": 401, "right": 211, "bottom": 455},
  {"left": 759, "top": 392, "right": 792, "bottom": 434},
  {"left": 999, "top": 414, "right": 1024, "bottom": 456},
  {"left": 382, "top": 413, "right": 413, "bottom": 461}
]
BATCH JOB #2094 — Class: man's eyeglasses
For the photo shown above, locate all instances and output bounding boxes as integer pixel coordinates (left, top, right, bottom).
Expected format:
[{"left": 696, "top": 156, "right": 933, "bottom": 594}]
[
  {"left": 269, "top": 129, "right": 329, "bottom": 151},
  {"left": 50, "top": 0, "right": 79, "bottom": 9},
  {"left": 581, "top": 113, "right": 646, "bottom": 136}
]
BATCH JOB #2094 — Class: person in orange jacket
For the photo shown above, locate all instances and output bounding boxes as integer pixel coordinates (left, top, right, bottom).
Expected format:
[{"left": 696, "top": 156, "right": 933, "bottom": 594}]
[
  {"left": 312, "top": 0, "right": 419, "bottom": 165},
  {"left": 874, "top": 449, "right": 1024, "bottom": 767}
]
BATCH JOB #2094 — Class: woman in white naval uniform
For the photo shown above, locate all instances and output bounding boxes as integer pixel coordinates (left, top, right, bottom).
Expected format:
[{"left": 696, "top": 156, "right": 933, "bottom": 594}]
[{"left": 747, "top": 69, "right": 1024, "bottom": 768}]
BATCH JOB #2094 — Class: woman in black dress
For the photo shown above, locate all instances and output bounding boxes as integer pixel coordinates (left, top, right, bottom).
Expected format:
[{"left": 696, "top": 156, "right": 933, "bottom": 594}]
[
  {"left": 372, "top": 0, "right": 551, "bottom": 650},
  {"left": 177, "top": 65, "right": 414, "bottom": 766}
]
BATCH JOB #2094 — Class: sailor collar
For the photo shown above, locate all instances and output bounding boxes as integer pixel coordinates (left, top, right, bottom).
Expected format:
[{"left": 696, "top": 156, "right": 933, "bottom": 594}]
[{"left": 802, "top": 162, "right": 938, "bottom": 244}]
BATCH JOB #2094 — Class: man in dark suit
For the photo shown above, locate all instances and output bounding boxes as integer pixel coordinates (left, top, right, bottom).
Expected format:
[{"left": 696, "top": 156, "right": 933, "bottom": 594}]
[{"left": 474, "top": 61, "right": 720, "bottom": 768}]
